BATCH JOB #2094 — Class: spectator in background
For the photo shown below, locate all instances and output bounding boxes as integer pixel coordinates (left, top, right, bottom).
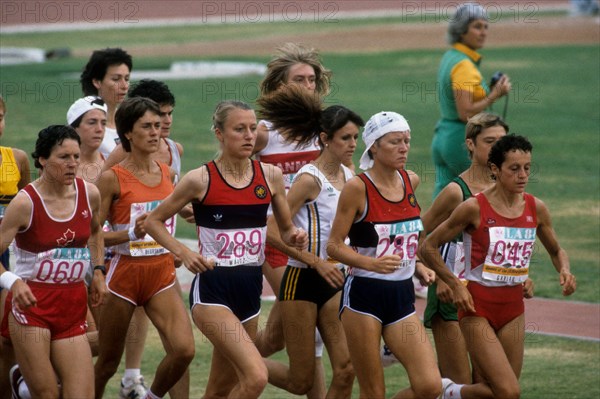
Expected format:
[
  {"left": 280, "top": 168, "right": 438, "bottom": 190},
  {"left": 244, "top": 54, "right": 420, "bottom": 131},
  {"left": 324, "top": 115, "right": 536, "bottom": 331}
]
[{"left": 431, "top": 3, "right": 511, "bottom": 198}]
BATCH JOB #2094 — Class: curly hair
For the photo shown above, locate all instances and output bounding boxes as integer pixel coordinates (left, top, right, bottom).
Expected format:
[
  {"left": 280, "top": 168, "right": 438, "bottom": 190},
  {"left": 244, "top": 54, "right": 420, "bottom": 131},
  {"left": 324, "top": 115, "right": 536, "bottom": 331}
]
[
  {"left": 488, "top": 134, "right": 532, "bottom": 169},
  {"left": 32, "top": 125, "right": 81, "bottom": 169},
  {"left": 80, "top": 48, "right": 132, "bottom": 96},
  {"left": 128, "top": 79, "right": 175, "bottom": 106}
]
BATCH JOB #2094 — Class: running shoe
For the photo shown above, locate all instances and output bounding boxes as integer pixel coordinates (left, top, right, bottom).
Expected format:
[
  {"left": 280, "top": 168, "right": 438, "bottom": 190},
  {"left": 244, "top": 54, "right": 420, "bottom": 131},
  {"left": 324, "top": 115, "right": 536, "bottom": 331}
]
[
  {"left": 9, "top": 365, "right": 24, "bottom": 399},
  {"left": 119, "top": 375, "right": 148, "bottom": 399},
  {"left": 438, "top": 378, "right": 455, "bottom": 399}
]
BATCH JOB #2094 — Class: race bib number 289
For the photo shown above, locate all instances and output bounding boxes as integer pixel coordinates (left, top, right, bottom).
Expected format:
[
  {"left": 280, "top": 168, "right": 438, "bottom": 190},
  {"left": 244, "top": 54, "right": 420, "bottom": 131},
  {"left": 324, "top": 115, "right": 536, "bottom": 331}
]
[{"left": 201, "top": 227, "right": 265, "bottom": 267}]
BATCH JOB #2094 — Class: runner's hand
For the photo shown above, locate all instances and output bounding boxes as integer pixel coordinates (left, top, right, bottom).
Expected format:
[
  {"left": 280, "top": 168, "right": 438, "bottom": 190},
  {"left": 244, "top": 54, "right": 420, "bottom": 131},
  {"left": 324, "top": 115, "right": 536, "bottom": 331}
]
[
  {"left": 522, "top": 278, "right": 534, "bottom": 299},
  {"left": 313, "top": 261, "right": 345, "bottom": 289},
  {"left": 369, "top": 255, "right": 402, "bottom": 274},
  {"left": 11, "top": 279, "right": 37, "bottom": 311},
  {"left": 181, "top": 249, "right": 215, "bottom": 274},
  {"left": 452, "top": 284, "right": 475, "bottom": 313},
  {"left": 284, "top": 227, "right": 308, "bottom": 251},
  {"left": 436, "top": 279, "right": 454, "bottom": 303},
  {"left": 90, "top": 272, "right": 108, "bottom": 307},
  {"left": 559, "top": 271, "right": 576, "bottom": 296}
]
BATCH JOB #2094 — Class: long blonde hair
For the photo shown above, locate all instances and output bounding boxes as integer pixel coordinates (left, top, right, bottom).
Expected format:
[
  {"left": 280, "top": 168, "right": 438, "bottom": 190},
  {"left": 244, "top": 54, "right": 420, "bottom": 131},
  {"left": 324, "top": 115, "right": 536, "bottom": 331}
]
[{"left": 260, "top": 43, "right": 332, "bottom": 96}]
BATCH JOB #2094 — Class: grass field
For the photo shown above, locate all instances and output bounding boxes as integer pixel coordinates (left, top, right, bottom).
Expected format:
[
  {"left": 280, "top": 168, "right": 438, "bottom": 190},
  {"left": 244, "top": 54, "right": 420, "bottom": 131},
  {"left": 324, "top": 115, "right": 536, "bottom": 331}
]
[{"left": 1, "top": 11, "right": 599, "bottom": 398}]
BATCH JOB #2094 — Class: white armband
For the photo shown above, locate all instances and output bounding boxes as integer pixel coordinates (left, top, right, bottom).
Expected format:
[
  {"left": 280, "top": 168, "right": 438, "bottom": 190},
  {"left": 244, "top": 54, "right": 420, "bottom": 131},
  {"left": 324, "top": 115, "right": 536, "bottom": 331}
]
[{"left": 0, "top": 271, "right": 21, "bottom": 290}]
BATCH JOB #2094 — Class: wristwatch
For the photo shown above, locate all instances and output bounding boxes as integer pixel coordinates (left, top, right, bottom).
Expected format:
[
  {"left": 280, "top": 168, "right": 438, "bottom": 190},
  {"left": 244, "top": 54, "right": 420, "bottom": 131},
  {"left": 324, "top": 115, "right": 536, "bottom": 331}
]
[{"left": 93, "top": 265, "right": 107, "bottom": 275}]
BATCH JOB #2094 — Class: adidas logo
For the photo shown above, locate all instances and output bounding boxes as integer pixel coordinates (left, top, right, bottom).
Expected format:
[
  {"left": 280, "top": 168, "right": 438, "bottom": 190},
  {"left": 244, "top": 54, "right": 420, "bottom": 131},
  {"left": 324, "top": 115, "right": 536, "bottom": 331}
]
[{"left": 213, "top": 213, "right": 223, "bottom": 222}]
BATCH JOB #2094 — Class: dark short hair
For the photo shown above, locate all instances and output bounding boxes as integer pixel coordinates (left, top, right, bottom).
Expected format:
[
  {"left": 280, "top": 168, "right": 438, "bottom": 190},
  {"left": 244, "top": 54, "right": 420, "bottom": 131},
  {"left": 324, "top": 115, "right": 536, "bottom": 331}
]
[
  {"left": 80, "top": 48, "right": 132, "bottom": 96},
  {"left": 128, "top": 79, "right": 175, "bottom": 107},
  {"left": 115, "top": 97, "right": 161, "bottom": 152},
  {"left": 488, "top": 134, "right": 532, "bottom": 169},
  {"left": 319, "top": 105, "right": 364, "bottom": 146},
  {"left": 32, "top": 125, "right": 81, "bottom": 169}
]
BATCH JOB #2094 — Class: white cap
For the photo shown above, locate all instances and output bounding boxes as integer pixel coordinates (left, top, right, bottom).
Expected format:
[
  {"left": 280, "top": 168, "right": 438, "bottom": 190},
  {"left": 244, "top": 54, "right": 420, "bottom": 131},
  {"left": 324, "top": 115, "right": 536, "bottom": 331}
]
[
  {"left": 67, "top": 96, "right": 107, "bottom": 125},
  {"left": 359, "top": 111, "right": 410, "bottom": 170}
]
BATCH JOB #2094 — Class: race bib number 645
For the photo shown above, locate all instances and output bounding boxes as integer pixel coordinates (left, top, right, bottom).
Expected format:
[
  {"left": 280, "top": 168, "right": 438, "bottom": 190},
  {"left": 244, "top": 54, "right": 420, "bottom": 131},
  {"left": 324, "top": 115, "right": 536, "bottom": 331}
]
[{"left": 483, "top": 226, "right": 536, "bottom": 284}]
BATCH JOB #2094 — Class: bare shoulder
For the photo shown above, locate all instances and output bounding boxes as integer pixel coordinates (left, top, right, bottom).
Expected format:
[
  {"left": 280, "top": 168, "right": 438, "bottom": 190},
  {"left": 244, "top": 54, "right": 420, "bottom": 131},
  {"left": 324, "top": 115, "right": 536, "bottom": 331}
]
[
  {"left": 175, "top": 141, "right": 184, "bottom": 156},
  {"left": 9, "top": 190, "right": 32, "bottom": 208},
  {"left": 406, "top": 169, "right": 420, "bottom": 189},
  {"left": 456, "top": 196, "right": 481, "bottom": 219},
  {"left": 98, "top": 167, "right": 117, "bottom": 184},
  {"left": 83, "top": 180, "right": 100, "bottom": 197},
  {"left": 83, "top": 180, "right": 101, "bottom": 208},
  {"left": 180, "top": 164, "right": 209, "bottom": 186},
  {"left": 96, "top": 168, "right": 119, "bottom": 196},
  {"left": 533, "top": 195, "right": 551, "bottom": 221},
  {"left": 11, "top": 147, "right": 28, "bottom": 162},
  {"left": 260, "top": 162, "right": 283, "bottom": 182},
  {"left": 342, "top": 175, "right": 366, "bottom": 195},
  {"left": 102, "top": 144, "right": 126, "bottom": 172},
  {"left": 422, "top": 181, "right": 464, "bottom": 231},
  {"left": 294, "top": 171, "right": 321, "bottom": 188},
  {"left": 4, "top": 190, "right": 33, "bottom": 225},
  {"left": 436, "top": 181, "right": 464, "bottom": 207}
]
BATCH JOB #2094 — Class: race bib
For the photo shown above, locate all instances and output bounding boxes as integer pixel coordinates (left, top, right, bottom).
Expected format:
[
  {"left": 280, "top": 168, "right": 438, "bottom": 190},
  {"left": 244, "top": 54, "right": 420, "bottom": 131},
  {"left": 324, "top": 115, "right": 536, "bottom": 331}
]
[
  {"left": 129, "top": 200, "right": 176, "bottom": 257},
  {"left": 482, "top": 226, "right": 536, "bottom": 284},
  {"left": 200, "top": 227, "right": 265, "bottom": 267},
  {"left": 374, "top": 220, "right": 423, "bottom": 269},
  {"left": 31, "top": 247, "right": 90, "bottom": 284}
]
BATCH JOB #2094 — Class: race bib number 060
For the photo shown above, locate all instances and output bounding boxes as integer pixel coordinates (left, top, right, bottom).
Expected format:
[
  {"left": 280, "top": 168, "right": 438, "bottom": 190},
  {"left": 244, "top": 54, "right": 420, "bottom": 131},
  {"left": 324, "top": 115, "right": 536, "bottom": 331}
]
[{"left": 32, "top": 247, "right": 90, "bottom": 284}]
